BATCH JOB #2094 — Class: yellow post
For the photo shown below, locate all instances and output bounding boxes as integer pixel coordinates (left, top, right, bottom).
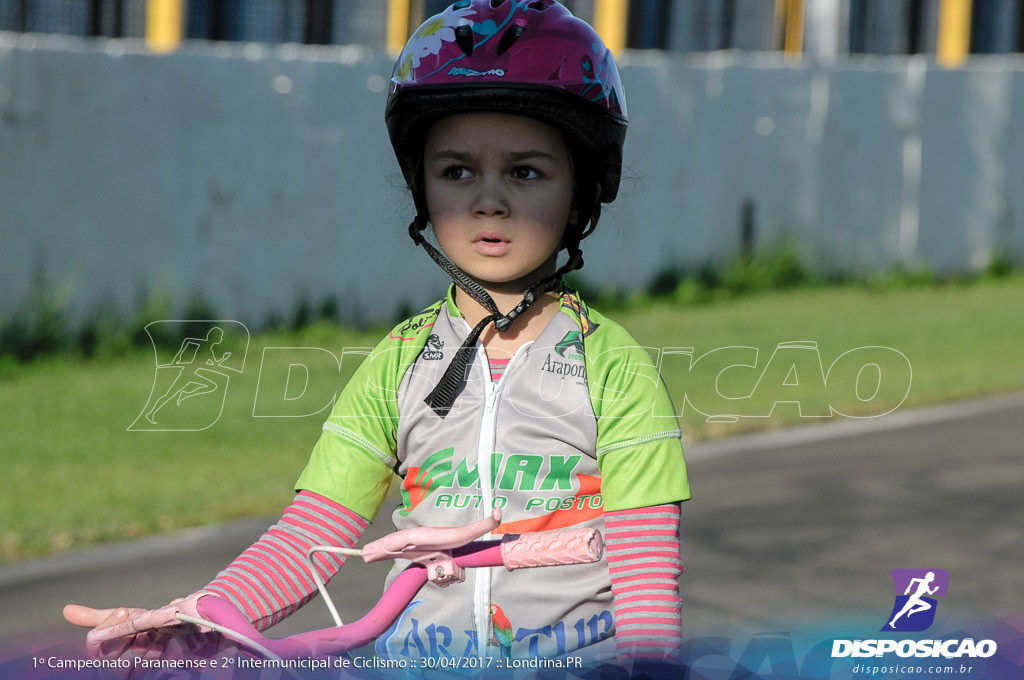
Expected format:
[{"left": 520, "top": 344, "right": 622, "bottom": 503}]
[
  {"left": 937, "top": 0, "right": 972, "bottom": 67},
  {"left": 146, "top": 0, "right": 184, "bottom": 53},
  {"left": 774, "top": 0, "right": 786, "bottom": 49},
  {"left": 780, "top": 0, "right": 804, "bottom": 58},
  {"left": 387, "top": 0, "right": 412, "bottom": 55},
  {"left": 593, "top": 0, "right": 628, "bottom": 54}
]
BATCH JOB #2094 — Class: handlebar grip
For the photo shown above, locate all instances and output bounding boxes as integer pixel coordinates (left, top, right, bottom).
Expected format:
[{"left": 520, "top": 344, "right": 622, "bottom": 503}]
[{"left": 500, "top": 528, "right": 604, "bottom": 570}]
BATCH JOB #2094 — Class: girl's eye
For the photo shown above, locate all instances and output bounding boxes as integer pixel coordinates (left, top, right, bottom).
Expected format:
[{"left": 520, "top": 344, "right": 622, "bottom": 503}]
[
  {"left": 443, "top": 165, "right": 471, "bottom": 180},
  {"left": 511, "top": 166, "right": 540, "bottom": 180}
]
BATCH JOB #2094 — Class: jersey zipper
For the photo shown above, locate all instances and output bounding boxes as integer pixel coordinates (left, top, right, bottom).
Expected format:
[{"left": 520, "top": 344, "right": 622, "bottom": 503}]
[
  {"left": 470, "top": 339, "right": 533, "bottom": 657},
  {"left": 474, "top": 375, "right": 498, "bottom": 657}
]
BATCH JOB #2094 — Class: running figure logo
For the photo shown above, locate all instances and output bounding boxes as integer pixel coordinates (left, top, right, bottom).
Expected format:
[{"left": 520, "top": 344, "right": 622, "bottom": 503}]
[
  {"left": 881, "top": 568, "right": 949, "bottom": 632},
  {"left": 129, "top": 321, "right": 249, "bottom": 431}
]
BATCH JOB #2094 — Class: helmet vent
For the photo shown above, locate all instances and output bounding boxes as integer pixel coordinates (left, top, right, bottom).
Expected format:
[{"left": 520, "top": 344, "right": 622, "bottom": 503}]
[
  {"left": 454, "top": 25, "right": 474, "bottom": 56},
  {"left": 527, "top": 1, "right": 552, "bottom": 9},
  {"left": 496, "top": 24, "right": 525, "bottom": 55}
]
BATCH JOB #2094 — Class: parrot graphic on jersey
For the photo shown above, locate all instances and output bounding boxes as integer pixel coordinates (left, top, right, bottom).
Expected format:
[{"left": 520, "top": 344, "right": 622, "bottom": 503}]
[{"left": 490, "top": 604, "right": 514, "bottom": 659}]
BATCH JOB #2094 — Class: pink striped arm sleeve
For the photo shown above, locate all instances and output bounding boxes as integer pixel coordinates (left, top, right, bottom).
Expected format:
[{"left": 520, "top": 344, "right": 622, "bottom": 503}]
[
  {"left": 204, "top": 491, "right": 369, "bottom": 631},
  {"left": 604, "top": 503, "right": 683, "bottom": 661}
]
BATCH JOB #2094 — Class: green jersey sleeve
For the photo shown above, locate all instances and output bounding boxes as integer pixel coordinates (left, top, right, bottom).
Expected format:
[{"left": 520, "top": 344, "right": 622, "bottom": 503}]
[
  {"left": 582, "top": 306, "right": 691, "bottom": 512},
  {"left": 295, "top": 303, "right": 442, "bottom": 520}
]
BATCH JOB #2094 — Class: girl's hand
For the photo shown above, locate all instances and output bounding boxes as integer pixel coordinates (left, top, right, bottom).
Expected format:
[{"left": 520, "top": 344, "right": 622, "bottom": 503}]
[
  {"left": 63, "top": 592, "right": 221, "bottom": 661},
  {"left": 64, "top": 604, "right": 153, "bottom": 660}
]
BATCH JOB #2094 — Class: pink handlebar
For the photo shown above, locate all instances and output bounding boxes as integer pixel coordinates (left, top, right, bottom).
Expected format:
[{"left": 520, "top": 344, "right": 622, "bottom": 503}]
[
  {"left": 194, "top": 526, "right": 603, "bottom": 658},
  {"left": 501, "top": 527, "right": 604, "bottom": 569}
]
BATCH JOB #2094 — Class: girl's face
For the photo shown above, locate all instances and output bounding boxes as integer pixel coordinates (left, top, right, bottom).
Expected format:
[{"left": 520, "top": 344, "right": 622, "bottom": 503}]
[{"left": 424, "top": 112, "right": 575, "bottom": 292}]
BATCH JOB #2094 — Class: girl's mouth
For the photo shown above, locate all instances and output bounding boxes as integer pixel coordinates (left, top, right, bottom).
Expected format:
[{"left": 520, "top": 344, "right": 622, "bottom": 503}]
[{"left": 473, "top": 232, "right": 510, "bottom": 257}]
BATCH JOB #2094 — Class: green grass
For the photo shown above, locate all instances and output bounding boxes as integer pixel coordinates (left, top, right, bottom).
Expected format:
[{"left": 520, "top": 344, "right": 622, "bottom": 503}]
[
  {"left": 1, "top": 277, "right": 1023, "bottom": 565},
  {"left": 0, "top": 321, "right": 380, "bottom": 565},
  {"left": 621, "top": 277, "right": 1024, "bottom": 440}
]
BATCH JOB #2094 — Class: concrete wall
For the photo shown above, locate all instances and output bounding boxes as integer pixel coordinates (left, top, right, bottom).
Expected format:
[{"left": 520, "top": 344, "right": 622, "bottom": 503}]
[{"left": 2, "top": 32, "right": 1023, "bottom": 327}]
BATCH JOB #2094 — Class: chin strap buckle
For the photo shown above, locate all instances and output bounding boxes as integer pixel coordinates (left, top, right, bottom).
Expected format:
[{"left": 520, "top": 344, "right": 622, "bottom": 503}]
[{"left": 494, "top": 290, "right": 538, "bottom": 332}]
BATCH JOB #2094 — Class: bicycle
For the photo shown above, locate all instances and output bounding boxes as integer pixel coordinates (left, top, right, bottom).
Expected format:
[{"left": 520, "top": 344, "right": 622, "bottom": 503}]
[{"left": 83, "top": 509, "right": 604, "bottom": 664}]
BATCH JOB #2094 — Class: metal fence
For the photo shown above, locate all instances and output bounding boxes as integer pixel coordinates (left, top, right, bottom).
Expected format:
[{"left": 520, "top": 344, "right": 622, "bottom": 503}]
[
  {"left": 0, "top": 0, "right": 145, "bottom": 37},
  {"left": 1, "top": 0, "right": 1021, "bottom": 58}
]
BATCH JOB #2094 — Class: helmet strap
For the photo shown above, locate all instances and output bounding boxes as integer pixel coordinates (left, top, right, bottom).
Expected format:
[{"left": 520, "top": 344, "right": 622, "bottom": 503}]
[
  {"left": 409, "top": 215, "right": 503, "bottom": 323},
  {"left": 408, "top": 215, "right": 585, "bottom": 417}
]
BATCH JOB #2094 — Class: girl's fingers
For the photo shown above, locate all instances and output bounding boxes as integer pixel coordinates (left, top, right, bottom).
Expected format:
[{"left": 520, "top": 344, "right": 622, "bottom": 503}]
[
  {"left": 84, "top": 608, "right": 157, "bottom": 646},
  {"left": 62, "top": 604, "right": 121, "bottom": 629},
  {"left": 65, "top": 602, "right": 213, "bottom": 674},
  {"left": 63, "top": 605, "right": 152, "bottom": 659},
  {"left": 91, "top": 608, "right": 139, "bottom": 659}
]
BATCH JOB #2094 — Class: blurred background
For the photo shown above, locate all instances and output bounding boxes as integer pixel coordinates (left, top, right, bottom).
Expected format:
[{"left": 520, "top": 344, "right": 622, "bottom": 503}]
[
  {"left": 2, "top": 0, "right": 1022, "bottom": 330},
  {"left": 1, "top": 2, "right": 1022, "bottom": 668}
]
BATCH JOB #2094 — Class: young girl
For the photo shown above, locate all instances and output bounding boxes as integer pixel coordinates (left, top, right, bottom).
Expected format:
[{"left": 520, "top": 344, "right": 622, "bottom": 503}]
[{"left": 66, "top": 0, "right": 690, "bottom": 668}]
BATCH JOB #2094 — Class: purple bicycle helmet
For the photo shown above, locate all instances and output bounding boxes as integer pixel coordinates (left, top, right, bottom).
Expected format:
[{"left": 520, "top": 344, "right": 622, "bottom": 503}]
[
  {"left": 384, "top": 0, "right": 628, "bottom": 417},
  {"left": 386, "top": 0, "right": 627, "bottom": 208}
]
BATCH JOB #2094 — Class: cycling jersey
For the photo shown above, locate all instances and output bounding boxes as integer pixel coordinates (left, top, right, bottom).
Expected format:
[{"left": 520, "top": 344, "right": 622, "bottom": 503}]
[{"left": 295, "top": 286, "right": 690, "bottom": 660}]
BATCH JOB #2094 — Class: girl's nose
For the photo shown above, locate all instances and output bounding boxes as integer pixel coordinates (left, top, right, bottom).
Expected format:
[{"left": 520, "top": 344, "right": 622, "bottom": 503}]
[{"left": 473, "top": 177, "right": 509, "bottom": 217}]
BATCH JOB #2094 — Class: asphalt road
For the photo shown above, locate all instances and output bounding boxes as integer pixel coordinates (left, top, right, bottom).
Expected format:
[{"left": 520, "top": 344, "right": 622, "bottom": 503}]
[{"left": 2, "top": 392, "right": 1022, "bottom": 651}]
